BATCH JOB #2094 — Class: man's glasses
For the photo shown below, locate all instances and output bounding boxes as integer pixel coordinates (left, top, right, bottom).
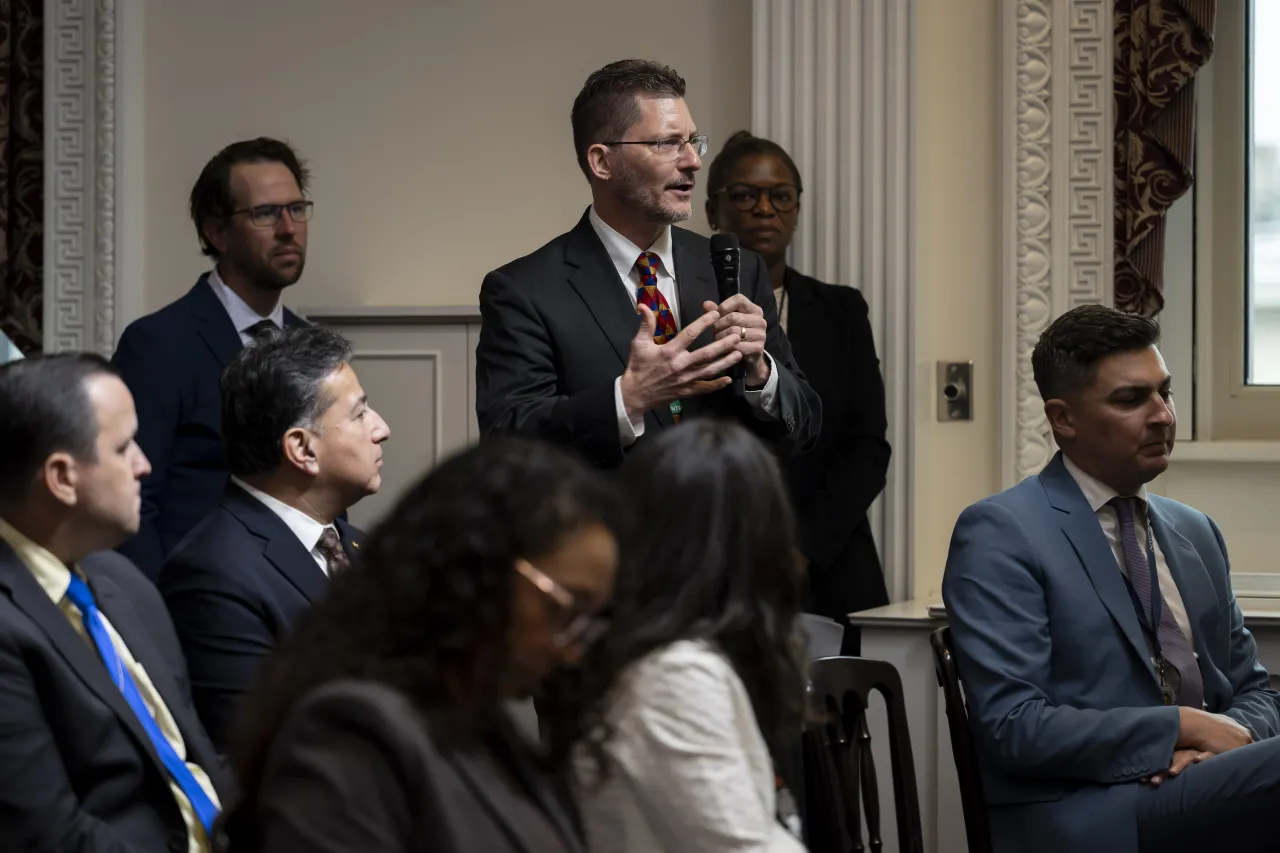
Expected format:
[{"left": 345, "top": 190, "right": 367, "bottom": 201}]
[
  {"left": 716, "top": 183, "right": 801, "bottom": 213},
  {"left": 603, "top": 134, "right": 709, "bottom": 160},
  {"left": 514, "top": 559, "right": 609, "bottom": 648},
  {"left": 229, "top": 201, "right": 315, "bottom": 228}
]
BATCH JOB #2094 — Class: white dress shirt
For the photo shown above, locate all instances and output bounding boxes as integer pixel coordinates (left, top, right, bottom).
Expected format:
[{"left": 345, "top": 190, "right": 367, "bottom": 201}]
[
  {"left": 206, "top": 267, "right": 285, "bottom": 345},
  {"left": 578, "top": 639, "right": 806, "bottom": 853},
  {"left": 1062, "top": 455, "right": 1194, "bottom": 645},
  {"left": 587, "top": 207, "right": 780, "bottom": 447},
  {"left": 231, "top": 477, "right": 337, "bottom": 575}
]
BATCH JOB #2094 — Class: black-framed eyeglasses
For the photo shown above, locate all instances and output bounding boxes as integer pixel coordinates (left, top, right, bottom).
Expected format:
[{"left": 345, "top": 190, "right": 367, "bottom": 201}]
[
  {"left": 717, "top": 183, "right": 801, "bottom": 213},
  {"left": 602, "top": 134, "right": 709, "bottom": 159},
  {"left": 515, "top": 559, "right": 610, "bottom": 648},
  {"left": 228, "top": 201, "right": 315, "bottom": 228}
]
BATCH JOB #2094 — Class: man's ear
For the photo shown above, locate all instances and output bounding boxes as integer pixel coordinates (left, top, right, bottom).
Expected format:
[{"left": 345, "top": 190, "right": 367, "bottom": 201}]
[
  {"left": 43, "top": 453, "right": 79, "bottom": 508},
  {"left": 282, "top": 427, "right": 320, "bottom": 476},
  {"left": 586, "top": 144, "right": 613, "bottom": 182},
  {"left": 1043, "top": 397, "right": 1077, "bottom": 442}
]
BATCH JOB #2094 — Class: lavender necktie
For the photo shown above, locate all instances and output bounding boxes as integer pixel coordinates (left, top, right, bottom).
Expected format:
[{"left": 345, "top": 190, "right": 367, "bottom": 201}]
[{"left": 1110, "top": 497, "right": 1204, "bottom": 708}]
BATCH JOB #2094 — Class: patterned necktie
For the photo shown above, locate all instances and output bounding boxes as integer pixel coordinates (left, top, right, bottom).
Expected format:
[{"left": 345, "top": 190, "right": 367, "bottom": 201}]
[
  {"left": 63, "top": 575, "right": 220, "bottom": 836},
  {"left": 316, "top": 527, "right": 350, "bottom": 575},
  {"left": 634, "top": 252, "right": 678, "bottom": 344},
  {"left": 1110, "top": 497, "right": 1204, "bottom": 708}
]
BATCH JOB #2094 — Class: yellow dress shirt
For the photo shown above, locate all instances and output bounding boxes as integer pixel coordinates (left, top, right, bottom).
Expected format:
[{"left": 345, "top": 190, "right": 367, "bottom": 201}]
[{"left": 0, "top": 518, "right": 220, "bottom": 853}]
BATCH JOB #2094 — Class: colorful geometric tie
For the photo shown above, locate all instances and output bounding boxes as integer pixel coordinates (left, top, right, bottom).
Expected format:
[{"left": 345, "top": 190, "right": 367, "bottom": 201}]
[
  {"left": 634, "top": 252, "right": 678, "bottom": 344},
  {"left": 1110, "top": 497, "right": 1204, "bottom": 708}
]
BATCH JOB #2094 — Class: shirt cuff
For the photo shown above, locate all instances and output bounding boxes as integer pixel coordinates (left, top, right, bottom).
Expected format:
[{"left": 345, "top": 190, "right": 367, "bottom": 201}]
[
  {"left": 615, "top": 376, "right": 645, "bottom": 447},
  {"left": 743, "top": 352, "right": 781, "bottom": 419}
]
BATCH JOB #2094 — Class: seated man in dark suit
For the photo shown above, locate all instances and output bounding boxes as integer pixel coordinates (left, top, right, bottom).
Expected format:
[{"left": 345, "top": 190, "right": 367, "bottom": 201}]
[
  {"left": 0, "top": 353, "right": 232, "bottom": 852},
  {"left": 943, "top": 304, "right": 1280, "bottom": 853},
  {"left": 112, "top": 137, "right": 313, "bottom": 580},
  {"left": 159, "top": 325, "right": 390, "bottom": 749},
  {"left": 476, "top": 59, "right": 820, "bottom": 468}
]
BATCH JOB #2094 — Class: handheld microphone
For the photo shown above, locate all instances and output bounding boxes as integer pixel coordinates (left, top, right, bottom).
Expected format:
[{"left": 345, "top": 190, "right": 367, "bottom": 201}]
[{"left": 709, "top": 233, "right": 745, "bottom": 397}]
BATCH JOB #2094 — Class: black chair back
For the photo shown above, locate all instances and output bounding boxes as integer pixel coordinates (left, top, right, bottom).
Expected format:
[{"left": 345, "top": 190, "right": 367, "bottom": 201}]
[
  {"left": 930, "top": 626, "right": 993, "bottom": 853},
  {"left": 803, "top": 656, "right": 924, "bottom": 853}
]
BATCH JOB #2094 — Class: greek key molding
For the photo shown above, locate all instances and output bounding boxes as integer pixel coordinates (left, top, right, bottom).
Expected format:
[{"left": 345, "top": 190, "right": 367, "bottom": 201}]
[
  {"left": 45, "top": 0, "right": 118, "bottom": 355},
  {"left": 1002, "top": 0, "right": 1114, "bottom": 486}
]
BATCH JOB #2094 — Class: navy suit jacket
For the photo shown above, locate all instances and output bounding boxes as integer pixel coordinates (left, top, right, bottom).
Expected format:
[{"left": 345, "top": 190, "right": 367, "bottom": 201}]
[
  {"left": 475, "top": 209, "right": 821, "bottom": 469},
  {"left": 942, "top": 452, "right": 1280, "bottom": 852},
  {"left": 158, "top": 484, "right": 364, "bottom": 751},
  {"left": 111, "top": 276, "right": 307, "bottom": 580},
  {"left": 0, "top": 543, "right": 233, "bottom": 852}
]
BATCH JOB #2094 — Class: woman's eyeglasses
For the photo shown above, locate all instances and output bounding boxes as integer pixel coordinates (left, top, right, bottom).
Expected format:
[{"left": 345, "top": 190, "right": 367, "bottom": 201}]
[
  {"left": 514, "top": 559, "right": 609, "bottom": 648},
  {"left": 717, "top": 183, "right": 801, "bottom": 213}
]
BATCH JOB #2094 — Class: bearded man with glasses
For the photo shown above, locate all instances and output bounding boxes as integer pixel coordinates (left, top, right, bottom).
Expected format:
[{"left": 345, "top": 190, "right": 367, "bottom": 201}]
[
  {"left": 112, "top": 138, "right": 314, "bottom": 580},
  {"left": 476, "top": 59, "right": 820, "bottom": 469}
]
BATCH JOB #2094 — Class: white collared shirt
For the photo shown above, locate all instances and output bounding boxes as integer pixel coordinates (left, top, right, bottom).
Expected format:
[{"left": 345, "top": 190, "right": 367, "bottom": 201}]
[
  {"left": 206, "top": 267, "right": 285, "bottom": 345},
  {"left": 586, "top": 207, "right": 780, "bottom": 446},
  {"left": 1062, "top": 455, "right": 1194, "bottom": 644},
  {"left": 231, "top": 477, "right": 337, "bottom": 575}
]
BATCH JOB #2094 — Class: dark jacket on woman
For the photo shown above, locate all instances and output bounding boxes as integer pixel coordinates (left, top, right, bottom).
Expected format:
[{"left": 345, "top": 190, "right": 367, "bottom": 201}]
[
  {"left": 782, "top": 269, "right": 892, "bottom": 637},
  {"left": 222, "top": 680, "right": 584, "bottom": 853}
]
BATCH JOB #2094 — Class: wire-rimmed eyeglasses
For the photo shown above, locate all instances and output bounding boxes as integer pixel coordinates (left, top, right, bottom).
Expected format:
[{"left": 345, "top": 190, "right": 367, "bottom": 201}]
[
  {"left": 514, "top": 559, "right": 610, "bottom": 648},
  {"left": 228, "top": 201, "right": 315, "bottom": 228},
  {"left": 603, "top": 134, "right": 709, "bottom": 160}
]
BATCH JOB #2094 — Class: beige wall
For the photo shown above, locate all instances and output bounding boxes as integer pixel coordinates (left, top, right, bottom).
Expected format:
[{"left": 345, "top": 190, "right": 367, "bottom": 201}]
[
  {"left": 140, "top": 0, "right": 751, "bottom": 312},
  {"left": 910, "top": 0, "right": 1001, "bottom": 600}
]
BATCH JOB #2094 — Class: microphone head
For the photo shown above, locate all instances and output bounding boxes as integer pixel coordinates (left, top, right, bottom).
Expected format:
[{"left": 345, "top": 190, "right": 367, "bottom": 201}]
[{"left": 710, "top": 232, "right": 740, "bottom": 253}]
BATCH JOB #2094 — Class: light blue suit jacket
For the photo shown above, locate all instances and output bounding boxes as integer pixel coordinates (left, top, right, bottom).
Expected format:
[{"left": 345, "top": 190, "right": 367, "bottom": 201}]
[{"left": 942, "top": 453, "right": 1280, "bottom": 852}]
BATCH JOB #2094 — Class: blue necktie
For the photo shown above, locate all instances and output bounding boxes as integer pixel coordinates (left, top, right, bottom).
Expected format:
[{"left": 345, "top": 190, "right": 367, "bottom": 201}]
[{"left": 64, "top": 575, "right": 219, "bottom": 836}]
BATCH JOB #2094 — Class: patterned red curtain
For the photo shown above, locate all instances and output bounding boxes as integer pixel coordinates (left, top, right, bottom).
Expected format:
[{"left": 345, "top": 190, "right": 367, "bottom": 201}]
[
  {"left": 1114, "top": 0, "right": 1216, "bottom": 317},
  {"left": 0, "top": 0, "right": 42, "bottom": 355}
]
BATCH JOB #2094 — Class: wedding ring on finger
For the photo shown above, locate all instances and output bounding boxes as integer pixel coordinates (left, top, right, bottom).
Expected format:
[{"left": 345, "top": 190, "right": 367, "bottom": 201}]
[{"left": 738, "top": 326, "right": 747, "bottom": 341}]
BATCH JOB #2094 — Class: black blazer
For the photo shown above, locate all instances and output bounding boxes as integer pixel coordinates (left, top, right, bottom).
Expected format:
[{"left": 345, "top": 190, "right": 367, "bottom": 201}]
[
  {"left": 0, "top": 543, "right": 234, "bottom": 852},
  {"left": 223, "top": 680, "right": 585, "bottom": 853},
  {"left": 475, "top": 209, "right": 822, "bottom": 468},
  {"left": 111, "top": 276, "right": 307, "bottom": 580},
  {"left": 783, "top": 270, "right": 891, "bottom": 621},
  {"left": 158, "top": 484, "right": 364, "bottom": 750}
]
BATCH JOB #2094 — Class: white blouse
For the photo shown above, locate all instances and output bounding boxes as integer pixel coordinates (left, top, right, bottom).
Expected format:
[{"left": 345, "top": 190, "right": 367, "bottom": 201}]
[{"left": 578, "top": 639, "right": 806, "bottom": 853}]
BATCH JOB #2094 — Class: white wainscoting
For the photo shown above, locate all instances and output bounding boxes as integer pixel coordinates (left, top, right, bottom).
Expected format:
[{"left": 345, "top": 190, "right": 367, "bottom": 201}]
[{"left": 301, "top": 307, "right": 481, "bottom": 530}]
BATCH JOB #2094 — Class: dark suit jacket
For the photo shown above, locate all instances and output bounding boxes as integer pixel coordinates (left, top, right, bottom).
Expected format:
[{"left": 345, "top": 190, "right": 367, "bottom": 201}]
[
  {"left": 111, "top": 276, "right": 307, "bottom": 580},
  {"left": 223, "top": 680, "right": 585, "bottom": 853},
  {"left": 475, "top": 209, "right": 821, "bottom": 468},
  {"left": 158, "top": 484, "right": 364, "bottom": 750},
  {"left": 783, "top": 270, "right": 891, "bottom": 622},
  {"left": 0, "top": 543, "right": 234, "bottom": 853},
  {"left": 942, "top": 453, "right": 1280, "bottom": 853}
]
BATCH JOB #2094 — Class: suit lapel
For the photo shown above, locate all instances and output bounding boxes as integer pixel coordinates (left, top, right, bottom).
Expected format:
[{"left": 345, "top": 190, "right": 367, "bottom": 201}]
[
  {"left": 672, "top": 227, "right": 717, "bottom": 350},
  {"left": 444, "top": 739, "right": 584, "bottom": 853},
  {"left": 1040, "top": 455, "right": 1157, "bottom": 679},
  {"left": 564, "top": 211, "right": 640, "bottom": 372},
  {"left": 188, "top": 273, "right": 244, "bottom": 367},
  {"left": 782, "top": 269, "right": 820, "bottom": 370},
  {"left": 0, "top": 544, "right": 165, "bottom": 771},
  {"left": 223, "top": 486, "right": 329, "bottom": 602},
  {"left": 1148, "top": 500, "right": 1221, "bottom": 659},
  {"left": 336, "top": 518, "right": 363, "bottom": 563}
]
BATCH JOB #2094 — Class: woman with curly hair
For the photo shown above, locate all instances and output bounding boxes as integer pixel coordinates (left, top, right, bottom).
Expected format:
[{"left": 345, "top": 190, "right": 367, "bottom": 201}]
[
  {"left": 545, "top": 419, "right": 808, "bottom": 852},
  {"left": 218, "top": 436, "right": 619, "bottom": 853}
]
